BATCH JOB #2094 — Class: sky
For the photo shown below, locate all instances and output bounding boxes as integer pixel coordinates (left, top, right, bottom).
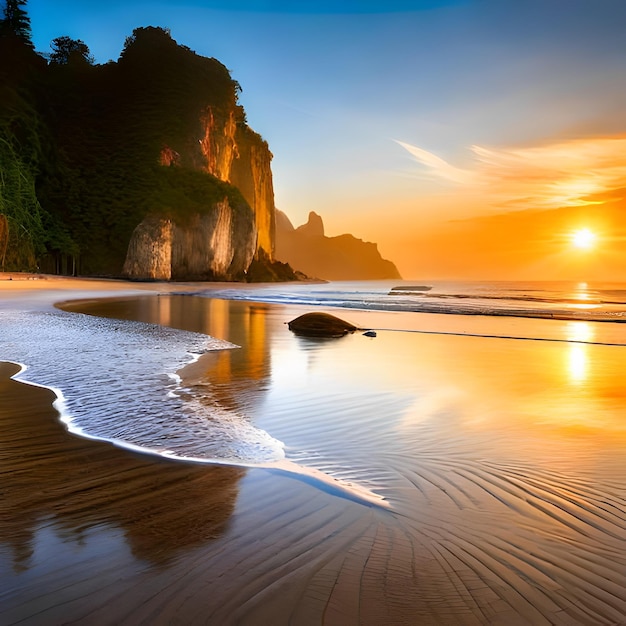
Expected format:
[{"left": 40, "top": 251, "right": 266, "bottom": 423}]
[{"left": 24, "top": 0, "right": 626, "bottom": 280}]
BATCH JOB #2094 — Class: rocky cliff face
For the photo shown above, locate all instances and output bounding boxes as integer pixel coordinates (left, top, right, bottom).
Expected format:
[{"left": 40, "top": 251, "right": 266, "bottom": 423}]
[
  {"left": 111, "top": 27, "right": 278, "bottom": 280},
  {"left": 275, "top": 211, "right": 401, "bottom": 281},
  {"left": 123, "top": 110, "right": 275, "bottom": 280},
  {"left": 123, "top": 198, "right": 257, "bottom": 281},
  {"left": 123, "top": 217, "right": 174, "bottom": 280},
  {"left": 198, "top": 108, "right": 238, "bottom": 182},
  {"left": 122, "top": 98, "right": 276, "bottom": 280},
  {"left": 195, "top": 108, "right": 275, "bottom": 260},
  {"left": 231, "top": 131, "right": 276, "bottom": 257},
  {"left": 295, "top": 211, "right": 324, "bottom": 238}
]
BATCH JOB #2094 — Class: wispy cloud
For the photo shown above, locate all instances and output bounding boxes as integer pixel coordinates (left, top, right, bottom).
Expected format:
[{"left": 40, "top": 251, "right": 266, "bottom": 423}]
[
  {"left": 397, "top": 135, "right": 626, "bottom": 212},
  {"left": 395, "top": 140, "right": 474, "bottom": 184}
]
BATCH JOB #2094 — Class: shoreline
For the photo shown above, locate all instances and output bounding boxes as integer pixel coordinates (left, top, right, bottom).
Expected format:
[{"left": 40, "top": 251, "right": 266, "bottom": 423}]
[
  {"left": 1, "top": 275, "right": 626, "bottom": 624},
  {"left": 2, "top": 277, "right": 391, "bottom": 509}
]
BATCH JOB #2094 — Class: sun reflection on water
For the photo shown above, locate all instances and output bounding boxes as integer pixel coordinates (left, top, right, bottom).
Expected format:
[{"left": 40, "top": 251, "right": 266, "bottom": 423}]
[
  {"left": 567, "top": 344, "right": 587, "bottom": 383},
  {"left": 565, "top": 322, "right": 594, "bottom": 385},
  {"left": 570, "top": 282, "right": 599, "bottom": 309},
  {"left": 566, "top": 321, "right": 594, "bottom": 343}
]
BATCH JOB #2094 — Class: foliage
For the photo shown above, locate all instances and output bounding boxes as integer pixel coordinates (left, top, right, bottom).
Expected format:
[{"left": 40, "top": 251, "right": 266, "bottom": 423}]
[
  {"left": 49, "top": 36, "right": 95, "bottom": 65},
  {"left": 151, "top": 167, "right": 249, "bottom": 225},
  {"left": 122, "top": 25, "right": 171, "bottom": 53},
  {"left": 0, "top": 135, "right": 46, "bottom": 270},
  {"left": 0, "top": 0, "right": 33, "bottom": 48}
]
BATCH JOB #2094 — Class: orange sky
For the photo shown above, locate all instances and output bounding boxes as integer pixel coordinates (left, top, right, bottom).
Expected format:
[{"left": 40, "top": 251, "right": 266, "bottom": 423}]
[{"left": 329, "top": 135, "right": 626, "bottom": 281}]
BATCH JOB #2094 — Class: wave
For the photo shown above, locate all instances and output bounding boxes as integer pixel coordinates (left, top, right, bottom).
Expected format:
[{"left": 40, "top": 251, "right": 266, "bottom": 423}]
[
  {"left": 187, "top": 281, "right": 626, "bottom": 323},
  {"left": 2, "top": 309, "right": 387, "bottom": 508},
  {"left": 395, "top": 291, "right": 626, "bottom": 305}
]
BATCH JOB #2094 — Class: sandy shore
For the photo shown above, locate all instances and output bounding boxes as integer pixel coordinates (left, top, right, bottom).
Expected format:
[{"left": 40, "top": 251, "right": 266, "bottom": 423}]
[
  {"left": 0, "top": 271, "right": 264, "bottom": 300},
  {"left": 1, "top": 275, "right": 625, "bottom": 625}
]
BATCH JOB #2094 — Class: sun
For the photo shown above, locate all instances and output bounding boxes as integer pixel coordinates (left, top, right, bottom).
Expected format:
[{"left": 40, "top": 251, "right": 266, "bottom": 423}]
[{"left": 571, "top": 228, "right": 596, "bottom": 250}]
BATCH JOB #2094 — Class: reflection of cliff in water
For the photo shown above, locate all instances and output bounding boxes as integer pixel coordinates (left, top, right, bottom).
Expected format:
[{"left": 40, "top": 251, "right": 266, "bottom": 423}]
[
  {"left": 66, "top": 296, "right": 277, "bottom": 415},
  {"left": 0, "top": 362, "right": 243, "bottom": 570}
]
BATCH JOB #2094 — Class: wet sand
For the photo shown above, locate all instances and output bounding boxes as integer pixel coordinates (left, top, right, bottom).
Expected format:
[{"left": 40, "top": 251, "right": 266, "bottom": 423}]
[{"left": 1, "top": 276, "right": 626, "bottom": 625}]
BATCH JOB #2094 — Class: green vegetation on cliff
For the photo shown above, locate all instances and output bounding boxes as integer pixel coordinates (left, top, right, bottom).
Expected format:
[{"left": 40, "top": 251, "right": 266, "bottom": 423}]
[{"left": 0, "top": 135, "right": 46, "bottom": 270}]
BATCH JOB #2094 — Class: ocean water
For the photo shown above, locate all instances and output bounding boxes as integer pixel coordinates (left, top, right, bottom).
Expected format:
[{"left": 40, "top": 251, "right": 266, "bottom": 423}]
[
  {"left": 41, "top": 280, "right": 626, "bottom": 476},
  {"left": 191, "top": 279, "right": 626, "bottom": 349},
  {"left": 189, "top": 279, "right": 626, "bottom": 323},
  {"left": 3, "top": 280, "right": 626, "bottom": 477},
  {"left": 2, "top": 280, "right": 626, "bottom": 622},
  {"left": 0, "top": 307, "right": 286, "bottom": 462}
]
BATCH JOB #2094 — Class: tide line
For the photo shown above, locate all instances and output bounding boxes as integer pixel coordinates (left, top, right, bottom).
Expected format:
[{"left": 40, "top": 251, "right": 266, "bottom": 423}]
[{"left": 365, "top": 328, "right": 626, "bottom": 347}]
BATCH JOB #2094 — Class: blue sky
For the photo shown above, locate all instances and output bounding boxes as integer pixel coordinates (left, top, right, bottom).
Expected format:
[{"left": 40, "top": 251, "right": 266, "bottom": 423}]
[{"left": 23, "top": 0, "right": 626, "bottom": 278}]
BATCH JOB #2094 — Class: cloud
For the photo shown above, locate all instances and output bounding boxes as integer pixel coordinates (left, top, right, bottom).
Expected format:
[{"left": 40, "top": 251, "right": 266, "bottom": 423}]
[
  {"left": 397, "top": 135, "right": 626, "bottom": 213},
  {"left": 394, "top": 140, "right": 474, "bottom": 184}
]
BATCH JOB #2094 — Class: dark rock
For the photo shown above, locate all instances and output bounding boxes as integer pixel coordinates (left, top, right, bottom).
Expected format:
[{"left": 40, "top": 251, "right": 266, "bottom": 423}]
[
  {"left": 244, "top": 248, "right": 299, "bottom": 282},
  {"left": 390, "top": 285, "right": 432, "bottom": 292},
  {"left": 362, "top": 330, "right": 377, "bottom": 337},
  {"left": 287, "top": 312, "right": 358, "bottom": 337}
]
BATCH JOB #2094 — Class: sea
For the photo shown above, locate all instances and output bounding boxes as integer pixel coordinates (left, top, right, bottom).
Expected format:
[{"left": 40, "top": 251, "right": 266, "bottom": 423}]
[
  {"left": 190, "top": 279, "right": 626, "bottom": 323},
  {"left": 186, "top": 279, "right": 626, "bottom": 349},
  {"left": 3, "top": 279, "right": 626, "bottom": 622},
  {"left": 3, "top": 279, "right": 626, "bottom": 475}
]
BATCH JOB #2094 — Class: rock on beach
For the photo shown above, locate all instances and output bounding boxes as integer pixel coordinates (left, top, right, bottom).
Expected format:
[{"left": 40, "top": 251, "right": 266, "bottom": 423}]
[{"left": 287, "top": 312, "right": 359, "bottom": 337}]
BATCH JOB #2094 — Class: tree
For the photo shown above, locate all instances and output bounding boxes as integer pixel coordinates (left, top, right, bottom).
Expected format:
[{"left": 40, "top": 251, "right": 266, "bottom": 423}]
[
  {"left": 49, "top": 35, "right": 94, "bottom": 65},
  {"left": 122, "top": 26, "right": 172, "bottom": 55},
  {"left": 0, "top": 214, "right": 8, "bottom": 270},
  {"left": 0, "top": 0, "right": 33, "bottom": 47},
  {"left": 0, "top": 135, "right": 46, "bottom": 270}
]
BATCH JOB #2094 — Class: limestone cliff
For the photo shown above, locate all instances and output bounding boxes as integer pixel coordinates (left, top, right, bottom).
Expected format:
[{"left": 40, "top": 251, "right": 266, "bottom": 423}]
[
  {"left": 116, "top": 27, "right": 279, "bottom": 280},
  {"left": 114, "top": 27, "right": 279, "bottom": 280},
  {"left": 123, "top": 198, "right": 257, "bottom": 281},
  {"left": 230, "top": 128, "right": 275, "bottom": 257},
  {"left": 122, "top": 107, "right": 276, "bottom": 280},
  {"left": 196, "top": 109, "right": 275, "bottom": 259},
  {"left": 275, "top": 211, "right": 401, "bottom": 281},
  {"left": 123, "top": 217, "right": 174, "bottom": 280}
]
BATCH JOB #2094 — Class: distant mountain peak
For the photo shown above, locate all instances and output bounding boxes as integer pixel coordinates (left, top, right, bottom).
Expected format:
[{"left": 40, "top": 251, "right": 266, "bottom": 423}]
[
  {"left": 295, "top": 211, "right": 325, "bottom": 238},
  {"left": 275, "top": 210, "right": 401, "bottom": 281}
]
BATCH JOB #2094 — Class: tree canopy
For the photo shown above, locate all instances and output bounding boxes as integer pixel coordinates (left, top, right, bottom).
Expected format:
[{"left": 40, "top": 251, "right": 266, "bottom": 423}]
[
  {"left": 0, "top": 135, "right": 47, "bottom": 271},
  {"left": 49, "top": 35, "right": 95, "bottom": 65},
  {"left": 0, "top": 0, "right": 33, "bottom": 48}
]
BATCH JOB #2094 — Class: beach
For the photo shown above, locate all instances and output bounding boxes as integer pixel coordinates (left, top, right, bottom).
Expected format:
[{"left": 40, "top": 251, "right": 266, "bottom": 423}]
[{"left": 1, "top": 275, "right": 625, "bottom": 625}]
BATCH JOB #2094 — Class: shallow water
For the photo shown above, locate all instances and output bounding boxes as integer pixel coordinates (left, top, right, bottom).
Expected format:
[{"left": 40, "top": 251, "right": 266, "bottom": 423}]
[{"left": 2, "top": 291, "right": 626, "bottom": 623}]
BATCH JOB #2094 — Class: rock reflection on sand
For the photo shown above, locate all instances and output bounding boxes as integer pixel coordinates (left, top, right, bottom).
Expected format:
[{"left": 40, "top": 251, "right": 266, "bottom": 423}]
[{"left": 1, "top": 295, "right": 626, "bottom": 625}]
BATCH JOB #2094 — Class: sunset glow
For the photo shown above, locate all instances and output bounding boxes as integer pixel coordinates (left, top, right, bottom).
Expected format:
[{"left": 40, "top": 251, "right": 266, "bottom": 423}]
[{"left": 571, "top": 228, "right": 596, "bottom": 250}]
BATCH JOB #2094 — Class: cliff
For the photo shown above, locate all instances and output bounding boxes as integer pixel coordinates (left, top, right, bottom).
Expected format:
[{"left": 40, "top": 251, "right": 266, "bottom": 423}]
[
  {"left": 118, "top": 28, "right": 278, "bottom": 280},
  {"left": 0, "top": 26, "right": 287, "bottom": 279},
  {"left": 275, "top": 211, "right": 401, "bottom": 281},
  {"left": 192, "top": 102, "right": 275, "bottom": 260},
  {"left": 122, "top": 199, "right": 257, "bottom": 280},
  {"left": 1, "top": 26, "right": 398, "bottom": 282}
]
